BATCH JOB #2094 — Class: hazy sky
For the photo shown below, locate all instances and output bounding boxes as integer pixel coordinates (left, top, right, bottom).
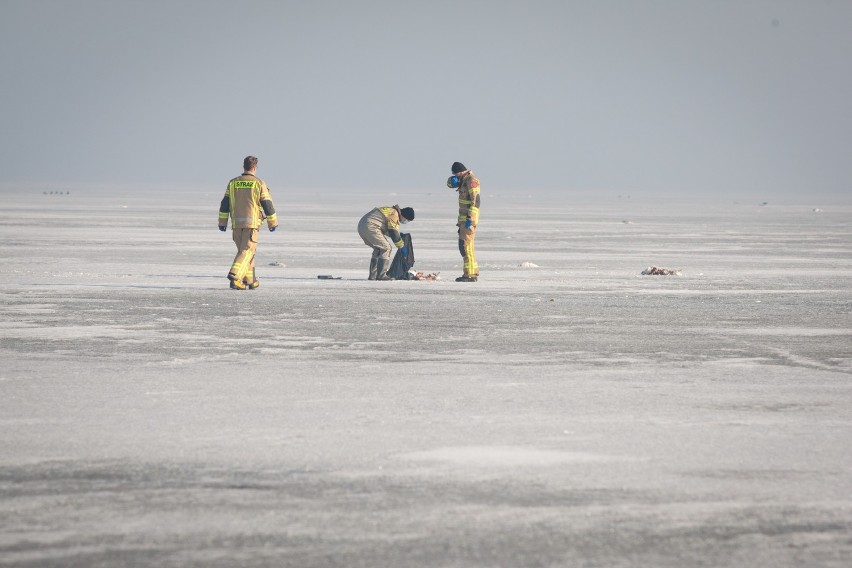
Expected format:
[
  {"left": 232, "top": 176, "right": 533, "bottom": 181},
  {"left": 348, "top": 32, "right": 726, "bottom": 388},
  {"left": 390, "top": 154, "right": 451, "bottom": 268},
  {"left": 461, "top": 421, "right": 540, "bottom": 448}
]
[{"left": 1, "top": 0, "right": 850, "bottom": 199}]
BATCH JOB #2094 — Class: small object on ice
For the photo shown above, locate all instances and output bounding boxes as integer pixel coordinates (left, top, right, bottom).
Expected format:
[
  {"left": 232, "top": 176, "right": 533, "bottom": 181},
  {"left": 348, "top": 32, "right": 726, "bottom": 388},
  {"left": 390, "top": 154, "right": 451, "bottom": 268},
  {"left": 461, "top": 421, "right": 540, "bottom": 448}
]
[
  {"left": 269, "top": 261, "right": 286, "bottom": 267},
  {"left": 317, "top": 275, "right": 341, "bottom": 279},
  {"left": 641, "top": 266, "right": 681, "bottom": 276},
  {"left": 519, "top": 262, "right": 540, "bottom": 268},
  {"left": 409, "top": 270, "right": 440, "bottom": 280},
  {"left": 621, "top": 219, "right": 633, "bottom": 224},
  {"left": 813, "top": 208, "right": 823, "bottom": 213},
  {"left": 760, "top": 201, "right": 768, "bottom": 206}
]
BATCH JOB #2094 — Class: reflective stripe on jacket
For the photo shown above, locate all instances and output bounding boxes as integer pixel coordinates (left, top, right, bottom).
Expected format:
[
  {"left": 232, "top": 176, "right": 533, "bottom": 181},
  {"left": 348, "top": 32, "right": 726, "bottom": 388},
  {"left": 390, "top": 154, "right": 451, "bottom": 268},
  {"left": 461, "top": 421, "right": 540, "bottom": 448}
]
[
  {"left": 218, "top": 173, "right": 277, "bottom": 230},
  {"left": 457, "top": 172, "right": 481, "bottom": 225},
  {"left": 366, "top": 206, "right": 405, "bottom": 248}
]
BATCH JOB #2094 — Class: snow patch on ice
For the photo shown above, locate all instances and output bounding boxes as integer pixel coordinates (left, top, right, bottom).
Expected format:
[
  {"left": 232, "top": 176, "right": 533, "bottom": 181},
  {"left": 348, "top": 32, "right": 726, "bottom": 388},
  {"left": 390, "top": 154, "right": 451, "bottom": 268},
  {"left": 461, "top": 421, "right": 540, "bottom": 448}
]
[
  {"left": 398, "top": 445, "right": 628, "bottom": 467},
  {"left": 519, "top": 262, "right": 540, "bottom": 268},
  {"left": 0, "top": 325, "right": 143, "bottom": 340},
  {"left": 725, "top": 328, "right": 852, "bottom": 337}
]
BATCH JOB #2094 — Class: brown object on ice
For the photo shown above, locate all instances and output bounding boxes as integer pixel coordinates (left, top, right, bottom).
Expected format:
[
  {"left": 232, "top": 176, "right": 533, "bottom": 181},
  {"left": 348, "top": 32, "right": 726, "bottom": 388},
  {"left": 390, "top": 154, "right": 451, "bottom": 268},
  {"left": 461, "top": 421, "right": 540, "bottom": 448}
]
[
  {"left": 411, "top": 271, "right": 441, "bottom": 281},
  {"left": 641, "top": 266, "right": 681, "bottom": 276}
]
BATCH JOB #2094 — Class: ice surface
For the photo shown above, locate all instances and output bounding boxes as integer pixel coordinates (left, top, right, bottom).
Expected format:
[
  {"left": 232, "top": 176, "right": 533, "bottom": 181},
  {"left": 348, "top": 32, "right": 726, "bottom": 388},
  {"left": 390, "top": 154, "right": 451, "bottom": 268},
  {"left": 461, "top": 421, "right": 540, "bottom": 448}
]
[{"left": 1, "top": 187, "right": 851, "bottom": 567}]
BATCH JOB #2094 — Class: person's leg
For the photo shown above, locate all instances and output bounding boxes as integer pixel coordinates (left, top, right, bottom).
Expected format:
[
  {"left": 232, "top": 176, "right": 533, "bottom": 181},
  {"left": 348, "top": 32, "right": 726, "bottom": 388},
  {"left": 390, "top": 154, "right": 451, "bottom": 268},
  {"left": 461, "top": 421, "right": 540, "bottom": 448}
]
[
  {"left": 359, "top": 214, "right": 389, "bottom": 280},
  {"left": 229, "top": 228, "right": 258, "bottom": 287},
  {"left": 245, "top": 267, "right": 259, "bottom": 289},
  {"left": 375, "top": 237, "right": 394, "bottom": 280},
  {"left": 244, "top": 237, "right": 259, "bottom": 287},
  {"left": 360, "top": 217, "right": 392, "bottom": 280},
  {"left": 465, "top": 228, "right": 478, "bottom": 277},
  {"left": 457, "top": 225, "right": 478, "bottom": 281}
]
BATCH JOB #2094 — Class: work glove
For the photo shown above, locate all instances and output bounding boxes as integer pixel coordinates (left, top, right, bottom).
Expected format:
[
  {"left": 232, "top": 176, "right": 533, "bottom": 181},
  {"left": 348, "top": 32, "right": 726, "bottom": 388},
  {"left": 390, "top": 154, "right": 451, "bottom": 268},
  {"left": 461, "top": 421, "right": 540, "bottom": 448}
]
[
  {"left": 465, "top": 219, "right": 473, "bottom": 229},
  {"left": 218, "top": 225, "right": 226, "bottom": 232},
  {"left": 400, "top": 246, "right": 408, "bottom": 257}
]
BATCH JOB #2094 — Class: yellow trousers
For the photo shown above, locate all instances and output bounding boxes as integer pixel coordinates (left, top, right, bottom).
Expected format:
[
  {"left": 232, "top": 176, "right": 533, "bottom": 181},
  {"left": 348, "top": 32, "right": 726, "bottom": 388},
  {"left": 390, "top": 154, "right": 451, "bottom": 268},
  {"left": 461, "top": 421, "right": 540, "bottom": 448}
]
[
  {"left": 229, "top": 228, "right": 258, "bottom": 283},
  {"left": 458, "top": 225, "right": 478, "bottom": 277}
]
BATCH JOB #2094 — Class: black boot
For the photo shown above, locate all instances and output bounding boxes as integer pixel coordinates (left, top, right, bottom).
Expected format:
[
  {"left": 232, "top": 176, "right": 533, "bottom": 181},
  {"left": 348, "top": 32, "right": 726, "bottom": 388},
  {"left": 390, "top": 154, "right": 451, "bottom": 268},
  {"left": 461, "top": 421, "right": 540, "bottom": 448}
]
[{"left": 376, "top": 258, "right": 394, "bottom": 281}]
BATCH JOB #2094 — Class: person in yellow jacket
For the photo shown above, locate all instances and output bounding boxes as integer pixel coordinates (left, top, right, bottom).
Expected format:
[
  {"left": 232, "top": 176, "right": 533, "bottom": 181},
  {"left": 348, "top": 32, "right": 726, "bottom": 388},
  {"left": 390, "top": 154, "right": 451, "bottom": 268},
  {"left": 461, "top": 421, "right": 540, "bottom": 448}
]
[
  {"left": 218, "top": 156, "right": 278, "bottom": 290},
  {"left": 447, "top": 161, "right": 480, "bottom": 282},
  {"left": 357, "top": 205, "right": 415, "bottom": 280}
]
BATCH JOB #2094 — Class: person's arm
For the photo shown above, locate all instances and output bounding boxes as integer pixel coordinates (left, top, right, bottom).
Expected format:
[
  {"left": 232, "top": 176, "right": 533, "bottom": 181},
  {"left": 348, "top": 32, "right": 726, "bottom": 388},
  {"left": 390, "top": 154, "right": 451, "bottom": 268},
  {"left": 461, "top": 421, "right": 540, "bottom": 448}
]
[
  {"left": 218, "top": 188, "right": 230, "bottom": 230},
  {"left": 388, "top": 225, "right": 404, "bottom": 249},
  {"left": 385, "top": 209, "right": 404, "bottom": 248},
  {"left": 467, "top": 178, "right": 481, "bottom": 226},
  {"left": 260, "top": 182, "right": 278, "bottom": 230}
]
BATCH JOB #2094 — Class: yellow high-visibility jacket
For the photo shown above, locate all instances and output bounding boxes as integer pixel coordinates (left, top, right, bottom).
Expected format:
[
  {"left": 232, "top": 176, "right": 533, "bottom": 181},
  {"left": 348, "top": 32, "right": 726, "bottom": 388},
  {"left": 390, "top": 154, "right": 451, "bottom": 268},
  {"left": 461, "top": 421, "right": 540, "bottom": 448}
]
[
  {"left": 457, "top": 171, "right": 481, "bottom": 226},
  {"left": 218, "top": 173, "right": 278, "bottom": 230},
  {"left": 376, "top": 206, "right": 405, "bottom": 248}
]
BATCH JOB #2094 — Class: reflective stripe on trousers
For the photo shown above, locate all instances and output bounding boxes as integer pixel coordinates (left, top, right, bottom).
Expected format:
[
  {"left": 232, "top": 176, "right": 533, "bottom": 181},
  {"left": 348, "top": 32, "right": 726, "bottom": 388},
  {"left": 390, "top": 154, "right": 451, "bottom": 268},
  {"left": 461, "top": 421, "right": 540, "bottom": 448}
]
[
  {"left": 229, "top": 228, "right": 258, "bottom": 281},
  {"left": 458, "top": 225, "right": 478, "bottom": 277}
]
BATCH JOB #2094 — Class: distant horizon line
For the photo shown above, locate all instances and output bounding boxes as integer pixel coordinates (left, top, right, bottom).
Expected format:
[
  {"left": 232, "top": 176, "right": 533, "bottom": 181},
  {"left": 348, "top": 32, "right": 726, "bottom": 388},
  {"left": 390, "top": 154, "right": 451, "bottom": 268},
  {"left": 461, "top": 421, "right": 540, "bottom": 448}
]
[{"left": 2, "top": 181, "right": 848, "bottom": 207}]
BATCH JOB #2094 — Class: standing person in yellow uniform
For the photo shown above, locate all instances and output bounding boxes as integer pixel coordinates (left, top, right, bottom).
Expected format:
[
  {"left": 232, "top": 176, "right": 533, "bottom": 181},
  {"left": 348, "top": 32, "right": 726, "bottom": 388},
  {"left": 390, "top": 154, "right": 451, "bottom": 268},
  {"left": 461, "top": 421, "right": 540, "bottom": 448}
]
[
  {"left": 447, "top": 161, "right": 480, "bottom": 282},
  {"left": 218, "top": 156, "right": 278, "bottom": 290},
  {"left": 357, "top": 205, "right": 415, "bottom": 280}
]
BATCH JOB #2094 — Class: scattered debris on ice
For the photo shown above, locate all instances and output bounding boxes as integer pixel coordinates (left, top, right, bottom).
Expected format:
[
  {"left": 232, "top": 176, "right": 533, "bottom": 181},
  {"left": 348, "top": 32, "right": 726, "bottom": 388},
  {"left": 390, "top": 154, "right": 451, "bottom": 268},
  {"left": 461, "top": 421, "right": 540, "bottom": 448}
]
[
  {"left": 622, "top": 220, "right": 633, "bottom": 224},
  {"left": 641, "top": 266, "right": 681, "bottom": 276},
  {"left": 813, "top": 208, "right": 823, "bottom": 213},
  {"left": 409, "top": 269, "right": 440, "bottom": 280},
  {"left": 519, "top": 262, "right": 540, "bottom": 268},
  {"left": 269, "top": 261, "right": 286, "bottom": 267}
]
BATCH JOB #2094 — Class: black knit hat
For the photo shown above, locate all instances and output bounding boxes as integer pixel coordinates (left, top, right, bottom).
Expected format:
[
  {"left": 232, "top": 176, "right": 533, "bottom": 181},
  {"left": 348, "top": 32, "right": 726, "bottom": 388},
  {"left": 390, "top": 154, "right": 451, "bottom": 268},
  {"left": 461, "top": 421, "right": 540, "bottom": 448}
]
[
  {"left": 400, "top": 207, "right": 415, "bottom": 221},
  {"left": 451, "top": 162, "right": 466, "bottom": 174}
]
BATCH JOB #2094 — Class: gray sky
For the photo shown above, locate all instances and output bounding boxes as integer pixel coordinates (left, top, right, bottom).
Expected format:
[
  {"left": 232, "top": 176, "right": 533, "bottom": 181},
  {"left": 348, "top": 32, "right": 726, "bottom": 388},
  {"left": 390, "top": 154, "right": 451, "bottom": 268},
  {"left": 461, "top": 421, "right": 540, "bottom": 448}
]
[{"left": 1, "top": 0, "right": 850, "bottom": 199}]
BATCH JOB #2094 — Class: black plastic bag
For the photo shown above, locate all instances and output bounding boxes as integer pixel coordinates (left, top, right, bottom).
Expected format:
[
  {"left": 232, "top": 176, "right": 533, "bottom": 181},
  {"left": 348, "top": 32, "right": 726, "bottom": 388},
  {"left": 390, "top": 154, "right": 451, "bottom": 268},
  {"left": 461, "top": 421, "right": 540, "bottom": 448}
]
[{"left": 387, "top": 233, "right": 414, "bottom": 280}]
